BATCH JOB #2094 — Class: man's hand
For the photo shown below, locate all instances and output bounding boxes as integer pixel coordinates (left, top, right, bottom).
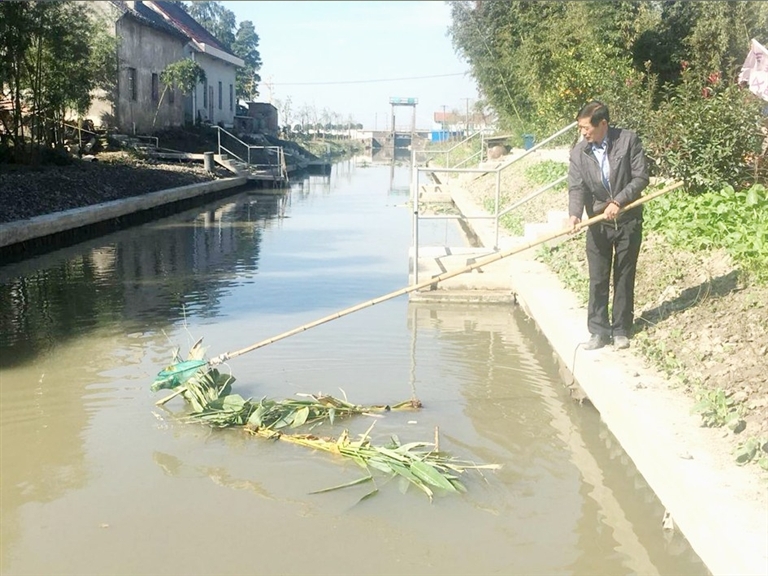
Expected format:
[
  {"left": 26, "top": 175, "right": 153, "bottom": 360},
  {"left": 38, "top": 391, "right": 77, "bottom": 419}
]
[
  {"left": 569, "top": 215, "right": 581, "bottom": 232},
  {"left": 604, "top": 202, "right": 620, "bottom": 220}
]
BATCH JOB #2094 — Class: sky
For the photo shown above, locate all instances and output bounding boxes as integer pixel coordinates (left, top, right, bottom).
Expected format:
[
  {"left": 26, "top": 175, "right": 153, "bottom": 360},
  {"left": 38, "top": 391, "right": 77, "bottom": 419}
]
[{"left": 221, "top": 1, "right": 479, "bottom": 130}]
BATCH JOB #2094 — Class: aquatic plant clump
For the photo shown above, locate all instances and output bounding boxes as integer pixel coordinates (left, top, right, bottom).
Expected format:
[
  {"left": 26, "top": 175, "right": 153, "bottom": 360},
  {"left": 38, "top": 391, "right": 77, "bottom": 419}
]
[
  {"left": 153, "top": 343, "right": 499, "bottom": 500},
  {"left": 249, "top": 424, "right": 501, "bottom": 502}
]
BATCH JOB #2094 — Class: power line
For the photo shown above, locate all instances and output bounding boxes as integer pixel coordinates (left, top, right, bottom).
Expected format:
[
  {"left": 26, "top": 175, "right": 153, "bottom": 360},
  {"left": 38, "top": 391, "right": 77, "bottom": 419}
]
[{"left": 272, "top": 72, "right": 470, "bottom": 86}]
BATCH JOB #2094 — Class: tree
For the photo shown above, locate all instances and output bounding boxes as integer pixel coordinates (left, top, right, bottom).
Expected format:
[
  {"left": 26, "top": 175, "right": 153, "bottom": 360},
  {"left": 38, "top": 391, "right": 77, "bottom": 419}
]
[
  {"left": 0, "top": 1, "right": 101, "bottom": 161},
  {"left": 274, "top": 95, "right": 292, "bottom": 127},
  {"left": 153, "top": 59, "right": 206, "bottom": 128},
  {"left": 184, "top": 1, "right": 262, "bottom": 100},
  {"left": 185, "top": 0, "right": 236, "bottom": 48},
  {"left": 232, "top": 20, "right": 262, "bottom": 100}
]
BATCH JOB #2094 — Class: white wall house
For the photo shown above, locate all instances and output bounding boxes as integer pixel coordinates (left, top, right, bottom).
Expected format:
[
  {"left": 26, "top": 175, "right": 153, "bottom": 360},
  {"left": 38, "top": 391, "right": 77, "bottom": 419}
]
[
  {"left": 144, "top": 1, "right": 244, "bottom": 128},
  {"left": 85, "top": 1, "right": 189, "bottom": 133},
  {"left": 84, "top": 1, "right": 243, "bottom": 133}
]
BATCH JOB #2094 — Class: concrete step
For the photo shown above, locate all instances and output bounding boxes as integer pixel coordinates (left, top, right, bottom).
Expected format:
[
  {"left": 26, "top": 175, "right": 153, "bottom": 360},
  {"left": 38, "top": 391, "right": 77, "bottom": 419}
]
[{"left": 409, "top": 246, "right": 514, "bottom": 291}]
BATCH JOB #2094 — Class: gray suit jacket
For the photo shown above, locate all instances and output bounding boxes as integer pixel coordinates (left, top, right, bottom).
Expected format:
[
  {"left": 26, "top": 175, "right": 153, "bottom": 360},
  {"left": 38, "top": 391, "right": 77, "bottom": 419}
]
[{"left": 568, "top": 126, "right": 649, "bottom": 222}]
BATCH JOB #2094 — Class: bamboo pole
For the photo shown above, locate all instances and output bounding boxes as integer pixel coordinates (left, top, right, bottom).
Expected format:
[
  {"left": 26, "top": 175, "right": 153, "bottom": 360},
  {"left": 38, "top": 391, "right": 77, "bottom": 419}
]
[{"left": 156, "top": 181, "right": 683, "bottom": 407}]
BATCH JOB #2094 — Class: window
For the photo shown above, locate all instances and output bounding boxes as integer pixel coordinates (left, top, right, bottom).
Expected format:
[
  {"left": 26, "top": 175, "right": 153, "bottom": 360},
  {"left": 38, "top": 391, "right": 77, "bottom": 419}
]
[
  {"left": 203, "top": 80, "right": 208, "bottom": 108},
  {"left": 218, "top": 81, "right": 222, "bottom": 110},
  {"left": 229, "top": 84, "right": 233, "bottom": 112},
  {"left": 151, "top": 73, "right": 159, "bottom": 101},
  {"left": 127, "top": 67, "right": 137, "bottom": 101}
]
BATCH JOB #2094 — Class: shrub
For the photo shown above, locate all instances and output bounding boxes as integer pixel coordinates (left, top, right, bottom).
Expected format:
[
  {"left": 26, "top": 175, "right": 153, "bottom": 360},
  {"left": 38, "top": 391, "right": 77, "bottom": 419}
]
[{"left": 642, "top": 69, "right": 764, "bottom": 192}]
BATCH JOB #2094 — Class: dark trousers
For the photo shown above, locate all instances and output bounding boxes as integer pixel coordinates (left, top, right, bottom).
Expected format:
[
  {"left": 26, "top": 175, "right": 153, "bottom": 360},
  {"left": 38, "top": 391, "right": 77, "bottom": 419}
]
[{"left": 585, "top": 218, "right": 643, "bottom": 338}]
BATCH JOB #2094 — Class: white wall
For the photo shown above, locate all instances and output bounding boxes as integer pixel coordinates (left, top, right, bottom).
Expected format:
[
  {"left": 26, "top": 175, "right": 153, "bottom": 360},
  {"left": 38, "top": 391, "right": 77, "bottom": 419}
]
[{"left": 188, "top": 50, "right": 237, "bottom": 128}]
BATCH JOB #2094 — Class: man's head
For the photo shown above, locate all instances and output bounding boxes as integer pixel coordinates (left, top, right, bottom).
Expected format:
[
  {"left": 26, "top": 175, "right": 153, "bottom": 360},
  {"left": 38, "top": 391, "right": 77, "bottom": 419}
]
[{"left": 576, "top": 101, "right": 610, "bottom": 144}]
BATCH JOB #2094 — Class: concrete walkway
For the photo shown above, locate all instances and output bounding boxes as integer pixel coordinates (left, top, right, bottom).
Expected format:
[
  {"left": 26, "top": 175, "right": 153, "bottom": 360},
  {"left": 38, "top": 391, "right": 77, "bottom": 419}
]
[{"left": 411, "top": 179, "right": 768, "bottom": 576}]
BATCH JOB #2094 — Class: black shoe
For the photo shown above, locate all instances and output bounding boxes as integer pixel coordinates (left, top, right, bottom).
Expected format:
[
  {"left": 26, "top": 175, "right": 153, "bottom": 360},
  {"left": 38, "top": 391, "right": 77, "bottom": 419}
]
[
  {"left": 583, "top": 334, "right": 610, "bottom": 350},
  {"left": 613, "top": 335, "right": 630, "bottom": 349}
]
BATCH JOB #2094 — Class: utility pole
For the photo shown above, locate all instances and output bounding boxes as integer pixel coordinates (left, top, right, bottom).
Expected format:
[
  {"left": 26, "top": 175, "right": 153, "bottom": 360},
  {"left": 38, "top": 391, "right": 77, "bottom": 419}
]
[
  {"left": 441, "top": 104, "right": 447, "bottom": 140},
  {"left": 461, "top": 97, "right": 472, "bottom": 135}
]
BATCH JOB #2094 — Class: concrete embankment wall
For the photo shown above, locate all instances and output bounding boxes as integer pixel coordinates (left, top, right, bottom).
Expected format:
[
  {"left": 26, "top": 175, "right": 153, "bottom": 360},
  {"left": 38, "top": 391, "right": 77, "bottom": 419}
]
[{"left": 0, "top": 176, "right": 247, "bottom": 261}]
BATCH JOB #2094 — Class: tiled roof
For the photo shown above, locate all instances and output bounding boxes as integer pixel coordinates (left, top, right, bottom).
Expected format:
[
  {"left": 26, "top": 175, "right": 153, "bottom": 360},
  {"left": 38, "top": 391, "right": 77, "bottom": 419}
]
[
  {"left": 146, "top": 1, "right": 235, "bottom": 57},
  {"left": 109, "top": 1, "right": 189, "bottom": 41}
]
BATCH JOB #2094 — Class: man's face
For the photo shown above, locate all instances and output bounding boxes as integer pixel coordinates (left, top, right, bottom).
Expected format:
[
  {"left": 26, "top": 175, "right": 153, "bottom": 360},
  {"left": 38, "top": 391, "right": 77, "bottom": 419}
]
[{"left": 577, "top": 117, "right": 608, "bottom": 144}]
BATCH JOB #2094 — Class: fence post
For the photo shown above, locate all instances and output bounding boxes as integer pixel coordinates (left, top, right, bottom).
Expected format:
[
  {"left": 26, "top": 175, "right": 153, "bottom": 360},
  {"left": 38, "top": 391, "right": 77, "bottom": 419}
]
[
  {"left": 203, "top": 151, "right": 214, "bottom": 173},
  {"left": 495, "top": 169, "right": 501, "bottom": 249},
  {"left": 411, "top": 152, "right": 420, "bottom": 285}
]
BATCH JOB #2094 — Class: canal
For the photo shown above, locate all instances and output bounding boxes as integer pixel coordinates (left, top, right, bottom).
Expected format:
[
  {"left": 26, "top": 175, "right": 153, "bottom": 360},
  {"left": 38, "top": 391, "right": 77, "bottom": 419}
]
[{"left": 0, "top": 158, "right": 707, "bottom": 575}]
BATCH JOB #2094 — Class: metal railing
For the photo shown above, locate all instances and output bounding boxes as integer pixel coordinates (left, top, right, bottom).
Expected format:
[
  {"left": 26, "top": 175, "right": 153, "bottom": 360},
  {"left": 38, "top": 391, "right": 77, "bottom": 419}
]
[
  {"left": 134, "top": 134, "right": 160, "bottom": 148},
  {"left": 410, "top": 121, "right": 576, "bottom": 285},
  {"left": 421, "top": 130, "right": 484, "bottom": 169},
  {"left": 215, "top": 126, "right": 287, "bottom": 180}
]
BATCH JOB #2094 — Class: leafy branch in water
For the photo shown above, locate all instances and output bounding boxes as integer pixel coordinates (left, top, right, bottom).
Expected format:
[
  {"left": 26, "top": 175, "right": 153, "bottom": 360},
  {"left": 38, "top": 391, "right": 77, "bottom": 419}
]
[
  {"left": 153, "top": 343, "right": 498, "bottom": 501},
  {"left": 249, "top": 423, "right": 500, "bottom": 502}
]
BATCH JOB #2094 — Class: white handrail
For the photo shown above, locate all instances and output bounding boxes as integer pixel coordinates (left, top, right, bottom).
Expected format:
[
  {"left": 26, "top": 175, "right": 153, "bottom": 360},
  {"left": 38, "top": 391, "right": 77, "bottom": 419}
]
[
  {"left": 215, "top": 126, "right": 287, "bottom": 182},
  {"left": 411, "top": 122, "right": 576, "bottom": 283}
]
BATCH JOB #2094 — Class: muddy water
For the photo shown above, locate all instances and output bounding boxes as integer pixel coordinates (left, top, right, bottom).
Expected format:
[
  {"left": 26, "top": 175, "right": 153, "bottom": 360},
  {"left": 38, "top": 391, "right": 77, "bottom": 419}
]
[{"left": 0, "top": 159, "right": 707, "bottom": 575}]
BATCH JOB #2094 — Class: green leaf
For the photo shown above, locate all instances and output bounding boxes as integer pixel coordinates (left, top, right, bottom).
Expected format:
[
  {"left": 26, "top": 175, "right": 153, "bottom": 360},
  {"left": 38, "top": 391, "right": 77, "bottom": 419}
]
[
  {"left": 356, "top": 488, "right": 380, "bottom": 504},
  {"left": 410, "top": 460, "right": 457, "bottom": 492},
  {"left": 291, "top": 406, "right": 310, "bottom": 428},
  {"left": 220, "top": 394, "right": 246, "bottom": 410},
  {"left": 309, "top": 474, "right": 373, "bottom": 494},
  {"left": 745, "top": 185, "right": 760, "bottom": 206}
]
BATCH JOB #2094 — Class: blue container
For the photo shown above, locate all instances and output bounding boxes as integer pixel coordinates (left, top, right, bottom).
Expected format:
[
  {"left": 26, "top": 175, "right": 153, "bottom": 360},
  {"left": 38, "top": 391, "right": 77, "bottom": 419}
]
[
  {"left": 430, "top": 130, "right": 449, "bottom": 142},
  {"left": 523, "top": 134, "right": 535, "bottom": 150}
]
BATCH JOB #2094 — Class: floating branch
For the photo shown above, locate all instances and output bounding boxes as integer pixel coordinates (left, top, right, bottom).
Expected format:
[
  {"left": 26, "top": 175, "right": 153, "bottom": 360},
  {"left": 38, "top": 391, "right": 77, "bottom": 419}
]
[
  {"left": 248, "top": 423, "right": 501, "bottom": 502},
  {"left": 153, "top": 341, "right": 499, "bottom": 500}
]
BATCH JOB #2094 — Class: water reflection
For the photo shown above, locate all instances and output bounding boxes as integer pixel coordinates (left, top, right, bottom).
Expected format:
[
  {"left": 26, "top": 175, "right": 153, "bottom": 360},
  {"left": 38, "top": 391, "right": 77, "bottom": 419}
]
[
  {"left": 0, "top": 193, "right": 286, "bottom": 368},
  {"left": 0, "top": 189, "right": 286, "bottom": 572},
  {"left": 407, "top": 301, "right": 706, "bottom": 575}
]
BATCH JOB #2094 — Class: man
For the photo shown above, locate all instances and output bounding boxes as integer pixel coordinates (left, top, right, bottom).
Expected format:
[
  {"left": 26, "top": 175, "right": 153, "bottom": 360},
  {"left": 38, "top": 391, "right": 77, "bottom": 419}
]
[{"left": 568, "top": 101, "right": 649, "bottom": 350}]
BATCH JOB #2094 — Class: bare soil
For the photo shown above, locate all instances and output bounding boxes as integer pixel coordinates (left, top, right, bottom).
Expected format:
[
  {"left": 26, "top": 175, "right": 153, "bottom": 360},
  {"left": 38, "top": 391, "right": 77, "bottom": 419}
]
[
  {"left": 464, "top": 150, "right": 768, "bottom": 467},
  {"left": 0, "top": 151, "right": 229, "bottom": 224}
]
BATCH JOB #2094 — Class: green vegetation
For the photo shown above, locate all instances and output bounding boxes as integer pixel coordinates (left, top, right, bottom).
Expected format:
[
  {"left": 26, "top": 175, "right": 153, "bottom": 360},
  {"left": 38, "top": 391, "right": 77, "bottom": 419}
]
[
  {"left": 0, "top": 1, "right": 114, "bottom": 162},
  {"left": 288, "top": 135, "right": 363, "bottom": 159},
  {"left": 448, "top": 1, "right": 767, "bottom": 192},
  {"left": 644, "top": 183, "right": 768, "bottom": 283},
  {"left": 691, "top": 387, "right": 745, "bottom": 430},
  {"left": 524, "top": 160, "right": 568, "bottom": 191},
  {"left": 153, "top": 347, "right": 499, "bottom": 502},
  {"left": 536, "top": 242, "right": 589, "bottom": 305},
  {"left": 184, "top": 1, "right": 262, "bottom": 100},
  {"left": 153, "top": 60, "right": 206, "bottom": 128},
  {"left": 734, "top": 437, "right": 768, "bottom": 469}
]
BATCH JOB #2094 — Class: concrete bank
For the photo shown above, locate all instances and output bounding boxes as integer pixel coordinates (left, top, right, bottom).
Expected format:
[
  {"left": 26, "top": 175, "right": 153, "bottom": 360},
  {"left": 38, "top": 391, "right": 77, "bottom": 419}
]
[
  {"left": 444, "top": 182, "right": 768, "bottom": 576},
  {"left": 0, "top": 175, "right": 247, "bottom": 258}
]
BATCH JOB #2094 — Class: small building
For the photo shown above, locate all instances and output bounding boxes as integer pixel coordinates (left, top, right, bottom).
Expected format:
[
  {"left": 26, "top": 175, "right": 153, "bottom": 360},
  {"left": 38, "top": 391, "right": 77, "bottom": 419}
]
[
  {"left": 86, "top": 1, "right": 189, "bottom": 134},
  {"left": 85, "top": 1, "right": 243, "bottom": 134},
  {"left": 233, "top": 102, "right": 278, "bottom": 136},
  {"left": 143, "top": 1, "right": 244, "bottom": 128}
]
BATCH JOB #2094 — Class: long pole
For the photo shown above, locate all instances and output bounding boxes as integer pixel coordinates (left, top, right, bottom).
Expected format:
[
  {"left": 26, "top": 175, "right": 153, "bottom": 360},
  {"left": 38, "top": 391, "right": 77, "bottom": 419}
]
[
  {"left": 157, "top": 181, "right": 683, "bottom": 406},
  {"left": 214, "top": 181, "right": 683, "bottom": 364}
]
